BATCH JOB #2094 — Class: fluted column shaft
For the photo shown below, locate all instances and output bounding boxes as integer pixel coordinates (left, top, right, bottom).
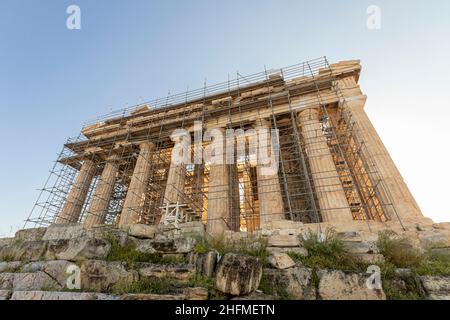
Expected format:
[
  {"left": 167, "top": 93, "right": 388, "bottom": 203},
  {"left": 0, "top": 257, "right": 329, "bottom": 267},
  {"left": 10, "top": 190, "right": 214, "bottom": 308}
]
[
  {"left": 206, "top": 129, "right": 230, "bottom": 235},
  {"left": 84, "top": 154, "right": 119, "bottom": 229},
  {"left": 119, "top": 142, "right": 154, "bottom": 226},
  {"left": 298, "top": 108, "right": 354, "bottom": 223},
  {"left": 56, "top": 159, "right": 96, "bottom": 224},
  {"left": 254, "top": 119, "right": 285, "bottom": 228},
  {"left": 163, "top": 161, "right": 186, "bottom": 205}
]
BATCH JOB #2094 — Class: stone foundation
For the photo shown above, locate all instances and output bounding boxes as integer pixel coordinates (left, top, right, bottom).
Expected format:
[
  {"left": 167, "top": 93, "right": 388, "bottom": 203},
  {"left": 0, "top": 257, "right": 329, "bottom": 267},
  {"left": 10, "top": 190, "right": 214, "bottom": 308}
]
[{"left": 0, "top": 220, "right": 449, "bottom": 300}]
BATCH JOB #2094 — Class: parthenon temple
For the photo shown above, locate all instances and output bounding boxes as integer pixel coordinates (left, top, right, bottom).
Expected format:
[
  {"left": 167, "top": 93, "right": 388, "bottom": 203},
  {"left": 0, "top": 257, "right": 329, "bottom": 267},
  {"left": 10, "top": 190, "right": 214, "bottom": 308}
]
[{"left": 27, "top": 57, "right": 428, "bottom": 235}]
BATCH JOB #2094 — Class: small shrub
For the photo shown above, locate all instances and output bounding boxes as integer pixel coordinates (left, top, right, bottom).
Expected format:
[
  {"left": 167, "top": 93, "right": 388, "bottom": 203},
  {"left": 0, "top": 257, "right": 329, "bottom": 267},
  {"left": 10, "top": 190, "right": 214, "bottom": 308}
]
[
  {"left": 379, "top": 262, "right": 425, "bottom": 300},
  {"left": 258, "top": 273, "right": 293, "bottom": 300},
  {"left": 413, "top": 252, "right": 450, "bottom": 276},
  {"left": 0, "top": 254, "right": 15, "bottom": 262},
  {"left": 104, "top": 233, "right": 186, "bottom": 266},
  {"left": 289, "top": 228, "right": 366, "bottom": 272},
  {"left": 377, "top": 230, "right": 423, "bottom": 268},
  {"left": 193, "top": 234, "right": 269, "bottom": 263}
]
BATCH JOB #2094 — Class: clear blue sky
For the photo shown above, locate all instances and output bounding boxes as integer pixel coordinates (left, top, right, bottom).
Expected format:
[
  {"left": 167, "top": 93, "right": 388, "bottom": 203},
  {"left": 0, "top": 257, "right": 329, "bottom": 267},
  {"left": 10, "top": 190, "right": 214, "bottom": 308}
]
[{"left": 1, "top": 0, "right": 449, "bottom": 236}]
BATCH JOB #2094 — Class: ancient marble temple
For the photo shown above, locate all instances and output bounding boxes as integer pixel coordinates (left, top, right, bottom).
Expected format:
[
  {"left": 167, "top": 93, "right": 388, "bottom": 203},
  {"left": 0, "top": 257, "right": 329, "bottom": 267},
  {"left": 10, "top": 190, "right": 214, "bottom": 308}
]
[{"left": 27, "top": 58, "right": 428, "bottom": 234}]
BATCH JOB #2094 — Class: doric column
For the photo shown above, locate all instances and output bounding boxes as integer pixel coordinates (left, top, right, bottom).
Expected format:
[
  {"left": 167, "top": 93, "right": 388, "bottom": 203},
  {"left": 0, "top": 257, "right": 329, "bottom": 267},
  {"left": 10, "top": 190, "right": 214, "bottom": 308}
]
[
  {"left": 119, "top": 142, "right": 154, "bottom": 226},
  {"left": 343, "top": 95, "right": 423, "bottom": 221},
  {"left": 56, "top": 159, "right": 96, "bottom": 224},
  {"left": 206, "top": 129, "right": 230, "bottom": 235},
  {"left": 243, "top": 168, "right": 257, "bottom": 232},
  {"left": 254, "top": 118, "right": 285, "bottom": 228},
  {"left": 83, "top": 154, "right": 119, "bottom": 229},
  {"left": 192, "top": 163, "right": 205, "bottom": 219},
  {"left": 298, "top": 108, "right": 354, "bottom": 223},
  {"left": 163, "top": 159, "right": 186, "bottom": 205}
]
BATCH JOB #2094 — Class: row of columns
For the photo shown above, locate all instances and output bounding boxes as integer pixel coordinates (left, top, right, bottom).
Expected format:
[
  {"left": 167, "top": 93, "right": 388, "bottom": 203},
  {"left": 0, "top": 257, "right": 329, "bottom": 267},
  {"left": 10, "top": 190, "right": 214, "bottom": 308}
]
[{"left": 58, "top": 102, "right": 409, "bottom": 232}]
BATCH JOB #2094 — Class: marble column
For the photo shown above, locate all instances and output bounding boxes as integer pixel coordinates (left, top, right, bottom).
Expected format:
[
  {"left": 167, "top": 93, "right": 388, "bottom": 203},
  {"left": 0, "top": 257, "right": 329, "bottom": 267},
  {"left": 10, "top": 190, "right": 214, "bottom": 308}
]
[
  {"left": 56, "top": 159, "right": 96, "bottom": 224},
  {"left": 206, "top": 129, "right": 230, "bottom": 235},
  {"left": 254, "top": 118, "right": 285, "bottom": 228},
  {"left": 298, "top": 108, "right": 354, "bottom": 223},
  {"left": 119, "top": 142, "right": 154, "bottom": 226},
  {"left": 243, "top": 168, "right": 257, "bottom": 232},
  {"left": 343, "top": 95, "right": 423, "bottom": 221},
  {"left": 83, "top": 154, "right": 119, "bottom": 229},
  {"left": 163, "top": 160, "right": 186, "bottom": 205}
]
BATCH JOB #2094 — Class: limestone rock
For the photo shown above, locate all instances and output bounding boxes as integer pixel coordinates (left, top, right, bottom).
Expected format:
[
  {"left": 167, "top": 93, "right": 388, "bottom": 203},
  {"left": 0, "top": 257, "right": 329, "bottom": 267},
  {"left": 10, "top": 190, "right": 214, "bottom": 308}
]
[
  {"left": 268, "top": 252, "right": 296, "bottom": 269},
  {"left": 418, "top": 230, "right": 450, "bottom": 248},
  {"left": 338, "top": 231, "right": 362, "bottom": 242},
  {"left": 317, "top": 269, "right": 386, "bottom": 300},
  {"left": 179, "top": 222, "right": 205, "bottom": 237},
  {"left": 430, "top": 247, "right": 450, "bottom": 259},
  {"left": 80, "top": 260, "right": 138, "bottom": 292},
  {"left": 42, "top": 224, "right": 86, "bottom": 241},
  {"left": 395, "top": 268, "right": 413, "bottom": 278},
  {"left": 0, "top": 261, "right": 22, "bottom": 273},
  {"left": 174, "top": 237, "right": 197, "bottom": 253},
  {"left": 268, "top": 234, "right": 299, "bottom": 247},
  {"left": 188, "top": 251, "right": 218, "bottom": 277},
  {"left": 2, "top": 241, "right": 47, "bottom": 262},
  {"left": 0, "top": 274, "right": 15, "bottom": 290},
  {"left": 420, "top": 276, "right": 450, "bottom": 299},
  {"left": 267, "top": 246, "right": 308, "bottom": 257},
  {"left": 21, "top": 260, "right": 73, "bottom": 287},
  {"left": 433, "top": 222, "right": 450, "bottom": 231},
  {"left": 261, "top": 267, "right": 315, "bottom": 300},
  {"left": 270, "top": 219, "right": 304, "bottom": 230},
  {"left": 12, "top": 272, "right": 62, "bottom": 291},
  {"left": 124, "top": 224, "right": 158, "bottom": 239},
  {"left": 182, "top": 287, "right": 209, "bottom": 300},
  {"left": 120, "top": 287, "right": 208, "bottom": 300},
  {"left": 121, "top": 293, "right": 184, "bottom": 300},
  {"left": 215, "top": 253, "right": 263, "bottom": 296},
  {"left": 14, "top": 228, "right": 47, "bottom": 242},
  {"left": 344, "top": 241, "right": 378, "bottom": 254},
  {"left": 139, "top": 264, "right": 195, "bottom": 280},
  {"left": 46, "top": 237, "right": 111, "bottom": 261},
  {"left": 354, "top": 253, "right": 385, "bottom": 264},
  {"left": 428, "top": 294, "right": 450, "bottom": 300},
  {"left": 10, "top": 291, "right": 118, "bottom": 300},
  {"left": 135, "top": 239, "right": 157, "bottom": 254},
  {"left": 0, "top": 290, "right": 11, "bottom": 300},
  {"left": 141, "top": 237, "right": 196, "bottom": 254},
  {"left": 232, "top": 292, "right": 276, "bottom": 300},
  {"left": 0, "top": 238, "right": 13, "bottom": 248}
]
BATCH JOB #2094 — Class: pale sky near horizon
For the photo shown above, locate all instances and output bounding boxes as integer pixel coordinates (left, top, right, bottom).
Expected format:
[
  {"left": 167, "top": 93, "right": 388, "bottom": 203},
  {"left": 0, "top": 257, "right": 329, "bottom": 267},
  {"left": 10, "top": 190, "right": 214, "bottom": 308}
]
[{"left": 1, "top": 0, "right": 449, "bottom": 236}]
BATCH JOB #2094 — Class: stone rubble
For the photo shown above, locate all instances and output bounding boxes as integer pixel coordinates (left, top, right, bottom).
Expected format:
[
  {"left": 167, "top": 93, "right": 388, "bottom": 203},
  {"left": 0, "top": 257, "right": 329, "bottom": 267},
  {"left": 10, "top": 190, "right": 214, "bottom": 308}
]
[{"left": 0, "top": 223, "right": 449, "bottom": 300}]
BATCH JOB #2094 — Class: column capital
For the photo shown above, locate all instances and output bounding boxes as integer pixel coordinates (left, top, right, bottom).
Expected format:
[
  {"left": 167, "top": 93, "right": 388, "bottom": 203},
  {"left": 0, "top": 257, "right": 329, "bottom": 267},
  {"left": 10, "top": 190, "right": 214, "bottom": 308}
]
[
  {"left": 138, "top": 141, "right": 155, "bottom": 150},
  {"left": 253, "top": 118, "right": 271, "bottom": 128},
  {"left": 298, "top": 108, "right": 320, "bottom": 120}
]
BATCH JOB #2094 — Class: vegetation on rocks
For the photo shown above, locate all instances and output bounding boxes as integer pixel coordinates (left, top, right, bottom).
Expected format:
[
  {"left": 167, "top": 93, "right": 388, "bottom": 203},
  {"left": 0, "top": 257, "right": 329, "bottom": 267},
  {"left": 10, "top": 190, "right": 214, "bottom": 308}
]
[
  {"left": 193, "top": 235, "right": 269, "bottom": 264},
  {"left": 377, "top": 230, "right": 450, "bottom": 277},
  {"left": 105, "top": 234, "right": 187, "bottom": 266},
  {"left": 289, "top": 228, "right": 367, "bottom": 272},
  {"left": 374, "top": 230, "right": 450, "bottom": 299},
  {"left": 258, "top": 274, "right": 293, "bottom": 300}
]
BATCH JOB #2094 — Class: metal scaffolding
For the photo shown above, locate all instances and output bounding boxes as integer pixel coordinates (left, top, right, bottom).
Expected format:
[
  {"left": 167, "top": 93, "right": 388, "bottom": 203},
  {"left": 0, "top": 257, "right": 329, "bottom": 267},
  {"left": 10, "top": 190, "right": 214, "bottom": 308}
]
[{"left": 25, "top": 57, "right": 398, "bottom": 231}]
